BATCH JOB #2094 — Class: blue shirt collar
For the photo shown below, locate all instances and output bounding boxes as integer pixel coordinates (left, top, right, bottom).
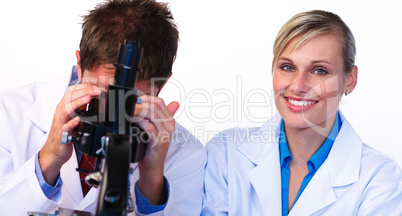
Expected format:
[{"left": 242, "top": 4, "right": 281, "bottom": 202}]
[
  {"left": 69, "top": 65, "right": 80, "bottom": 86},
  {"left": 279, "top": 122, "right": 291, "bottom": 167},
  {"left": 279, "top": 112, "right": 342, "bottom": 170}
]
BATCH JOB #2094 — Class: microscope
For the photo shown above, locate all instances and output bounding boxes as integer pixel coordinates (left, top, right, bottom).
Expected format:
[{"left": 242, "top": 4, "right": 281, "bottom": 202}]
[{"left": 62, "top": 40, "right": 147, "bottom": 216}]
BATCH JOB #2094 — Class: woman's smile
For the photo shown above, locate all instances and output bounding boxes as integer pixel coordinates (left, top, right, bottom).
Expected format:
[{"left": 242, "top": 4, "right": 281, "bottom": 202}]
[{"left": 284, "top": 96, "right": 318, "bottom": 112}]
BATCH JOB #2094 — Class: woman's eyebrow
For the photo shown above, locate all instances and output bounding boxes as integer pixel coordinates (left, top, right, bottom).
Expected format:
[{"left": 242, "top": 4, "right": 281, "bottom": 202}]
[
  {"left": 278, "top": 57, "right": 293, "bottom": 63},
  {"left": 311, "top": 60, "right": 332, "bottom": 65}
]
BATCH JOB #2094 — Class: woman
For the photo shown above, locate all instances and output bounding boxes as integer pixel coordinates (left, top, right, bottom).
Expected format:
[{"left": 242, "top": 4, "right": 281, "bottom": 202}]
[{"left": 202, "top": 10, "right": 402, "bottom": 215}]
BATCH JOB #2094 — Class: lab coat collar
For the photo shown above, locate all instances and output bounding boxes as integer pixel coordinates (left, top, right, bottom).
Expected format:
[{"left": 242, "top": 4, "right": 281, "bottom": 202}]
[
  {"left": 60, "top": 147, "right": 100, "bottom": 211},
  {"left": 237, "top": 114, "right": 282, "bottom": 216},
  {"left": 60, "top": 147, "right": 85, "bottom": 206},
  {"left": 325, "top": 112, "right": 362, "bottom": 187},
  {"left": 237, "top": 113, "right": 282, "bottom": 165},
  {"left": 237, "top": 112, "right": 363, "bottom": 215},
  {"left": 290, "top": 112, "right": 362, "bottom": 215},
  {"left": 26, "top": 67, "right": 73, "bottom": 133}
]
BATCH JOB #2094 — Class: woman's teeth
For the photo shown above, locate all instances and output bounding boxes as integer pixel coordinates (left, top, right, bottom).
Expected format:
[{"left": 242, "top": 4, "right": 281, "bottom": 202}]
[{"left": 288, "top": 99, "right": 314, "bottom": 106}]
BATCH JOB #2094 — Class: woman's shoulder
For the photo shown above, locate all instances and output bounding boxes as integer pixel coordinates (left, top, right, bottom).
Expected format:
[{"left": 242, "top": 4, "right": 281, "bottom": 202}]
[
  {"left": 361, "top": 143, "right": 402, "bottom": 176},
  {"left": 339, "top": 116, "right": 402, "bottom": 179},
  {"left": 206, "top": 114, "right": 282, "bottom": 154},
  {"left": 357, "top": 143, "right": 402, "bottom": 210},
  {"left": 205, "top": 126, "right": 258, "bottom": 157}
]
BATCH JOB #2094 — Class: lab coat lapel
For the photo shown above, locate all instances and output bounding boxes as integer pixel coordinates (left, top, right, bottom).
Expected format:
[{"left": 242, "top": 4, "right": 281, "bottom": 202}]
[
  {"left": 78, "top": 163, "right": 139, "bottom": 211},
  {"left": 247, "top": 147, "right": 282, "bottom": 216},
  {"left": 289, "top": 113, "right": 362, "bottom": 215},
  {"left": 237, "top": 114, "right": 282, "bottom": 216},
  {"left": 60, "top": 147, "right": 85, "bottom": 207},
  {"left": 289, "top": 164, "right": 336, "bottom": 215},
  {"left": 60, "top": 147, "right": 100, "bottom": 211},
  {"left": 325, "top": 114, "right": 362, "bottom": 187},
  {"left": 78, "top": 187, "right": 99, "bottom": 211}
]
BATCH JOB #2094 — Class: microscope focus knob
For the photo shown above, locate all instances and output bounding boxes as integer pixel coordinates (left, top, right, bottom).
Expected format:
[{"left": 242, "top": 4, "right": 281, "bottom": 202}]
[
  {"left": 61, "top": 132, "right": 80, "bottom": 144},
  {"left": 61, "top": 132, "right": 70, "bottom": 144}
]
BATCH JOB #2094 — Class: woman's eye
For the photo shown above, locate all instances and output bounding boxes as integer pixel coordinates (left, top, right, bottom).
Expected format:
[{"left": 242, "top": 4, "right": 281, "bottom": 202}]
[
  {"left": 281, "top": 65, "right": 294, "bottom": 71},
  {"left": 313, "top": 69, "right": 327, "bottom": 75}
]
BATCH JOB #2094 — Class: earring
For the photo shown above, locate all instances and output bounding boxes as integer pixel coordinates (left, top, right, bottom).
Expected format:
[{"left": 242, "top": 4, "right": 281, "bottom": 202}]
[{"left": 345, "top": 89, "right": 350, "bottom": 96}]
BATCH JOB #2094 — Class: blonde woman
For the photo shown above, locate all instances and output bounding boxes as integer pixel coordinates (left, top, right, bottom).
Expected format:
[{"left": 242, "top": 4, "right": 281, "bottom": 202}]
[{"left": 202, "top": 10, "right": 402, "bottom": 215}]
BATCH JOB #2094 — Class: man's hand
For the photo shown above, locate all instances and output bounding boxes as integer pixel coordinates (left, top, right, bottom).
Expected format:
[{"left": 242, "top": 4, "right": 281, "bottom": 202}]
[
  {"left": 134, "top": 95, "right": 179, "bottom": 205},
  {"left": 39, "top": 84, "right": 100, "bottom": 185}
]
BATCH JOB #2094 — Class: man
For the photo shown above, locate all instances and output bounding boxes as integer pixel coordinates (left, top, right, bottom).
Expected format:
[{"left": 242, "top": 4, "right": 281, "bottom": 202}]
[{"left": 0, "top": 0, "right": 206, "bottom": 215}]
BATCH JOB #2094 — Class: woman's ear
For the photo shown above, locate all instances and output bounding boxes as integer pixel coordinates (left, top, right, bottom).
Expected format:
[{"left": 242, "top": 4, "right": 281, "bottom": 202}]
[
  {"left": 75, "top": 50, "right": 82, "bottom": 82},
  {"left": 344, "top": 65, "right": 358, "bottom": 95}
]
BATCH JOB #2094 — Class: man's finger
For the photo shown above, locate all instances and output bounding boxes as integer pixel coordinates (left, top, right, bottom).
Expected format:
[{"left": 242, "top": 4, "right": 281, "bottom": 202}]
[
  {"left": 167, "top": 101, "right": 179, "bottom": 116},
  {"left": 61, "top": 116, "right": 81, "bottom": 133},
  {"left": 70, "top": 85, "right": 100, "bottom": 101}
]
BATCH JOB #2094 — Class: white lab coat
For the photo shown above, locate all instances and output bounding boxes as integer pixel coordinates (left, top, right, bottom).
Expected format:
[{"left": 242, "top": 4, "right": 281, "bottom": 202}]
[
  {"left": 202, "top": 113, "right": 402, "bottom": 216},
  {"left": 0, "top": 68, "right": 206, "bottom": 216}
]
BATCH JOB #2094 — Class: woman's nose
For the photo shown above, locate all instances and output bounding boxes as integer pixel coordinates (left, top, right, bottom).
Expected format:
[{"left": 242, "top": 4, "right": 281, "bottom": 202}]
[{"left": 290, "top": 72, "right": 308, "bottom": 95}]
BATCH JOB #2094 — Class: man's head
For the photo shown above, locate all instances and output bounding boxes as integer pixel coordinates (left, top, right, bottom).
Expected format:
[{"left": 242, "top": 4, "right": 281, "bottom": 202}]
[{"left": 76, "top": 0, "right": 179, "bottom": 93}]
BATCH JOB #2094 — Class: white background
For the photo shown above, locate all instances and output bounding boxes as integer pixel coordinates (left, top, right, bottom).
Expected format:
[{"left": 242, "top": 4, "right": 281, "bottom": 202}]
[{"left": 0, "top": 0, "right": 401, "bottom": 168}]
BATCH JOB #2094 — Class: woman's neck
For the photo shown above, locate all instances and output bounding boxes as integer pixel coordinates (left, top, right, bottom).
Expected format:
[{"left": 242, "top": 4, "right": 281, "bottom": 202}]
[{"left": 284, "top": 115, "right": 336, "bottom": 164}]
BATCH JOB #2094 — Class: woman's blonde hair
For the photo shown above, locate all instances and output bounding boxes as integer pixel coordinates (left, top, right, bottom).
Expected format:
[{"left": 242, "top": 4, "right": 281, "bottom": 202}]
[{"left": 272, "top": 10, "right": 356, "bottom": 74}]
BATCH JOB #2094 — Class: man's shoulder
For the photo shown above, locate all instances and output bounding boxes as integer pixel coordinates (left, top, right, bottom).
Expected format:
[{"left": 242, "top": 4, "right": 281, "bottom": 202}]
[
  {"left": 165, "top": 122, "right": 206, "bottom": 163},
  {"left": 0, "top": 68, "right": 72, "bottom": 112},
  {"left": 170, "top": 122, "right": 204, "bottom": 152},
  {"left": 164, "top": 122, "right": 206, "bottom": 174},
  {"left": 0, "top": 81, "right": 45, "bottom": 112}
]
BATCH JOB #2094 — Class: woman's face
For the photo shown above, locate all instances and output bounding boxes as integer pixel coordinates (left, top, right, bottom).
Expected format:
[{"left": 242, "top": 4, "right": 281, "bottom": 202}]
[{"left": 273, "top": 34, "right": 352, "bottom": 130}]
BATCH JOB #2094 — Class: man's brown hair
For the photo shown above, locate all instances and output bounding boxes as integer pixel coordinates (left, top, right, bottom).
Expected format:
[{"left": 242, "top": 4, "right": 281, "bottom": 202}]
[{"left": 80, "top": 0, "right": 179, "bottom": 87}]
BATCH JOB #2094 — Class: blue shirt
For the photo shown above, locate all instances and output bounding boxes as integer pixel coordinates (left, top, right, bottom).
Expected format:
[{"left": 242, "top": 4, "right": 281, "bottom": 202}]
[
  {"left": 279, "top": 112, "right": 342, "bottom": 216},
  {"left": 34, "top": 66, "right": 167, "bottom": 213},
  {"left": 135, "top": 177, "right": 169, "bottom": 214},
  {"left": 34, "top": 153, "right": 63, "bottom": 199}
]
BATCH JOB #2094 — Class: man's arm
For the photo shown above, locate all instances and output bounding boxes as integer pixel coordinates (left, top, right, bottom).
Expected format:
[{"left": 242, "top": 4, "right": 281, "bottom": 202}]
[
  {"left": 0, "top": 83, "right": 100, "bottom": 215},
  {"left": 0, "top": 106, "right": 61, "bottom": 215},
  {"left": 39, "top": 83, "right": 100, "bottom": 185},
  {"left": 133, "top": 119, "right": 207, "bottom": 216},
  {"left": 134, "top": 95, "right": 179, "bottom": 205}
]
